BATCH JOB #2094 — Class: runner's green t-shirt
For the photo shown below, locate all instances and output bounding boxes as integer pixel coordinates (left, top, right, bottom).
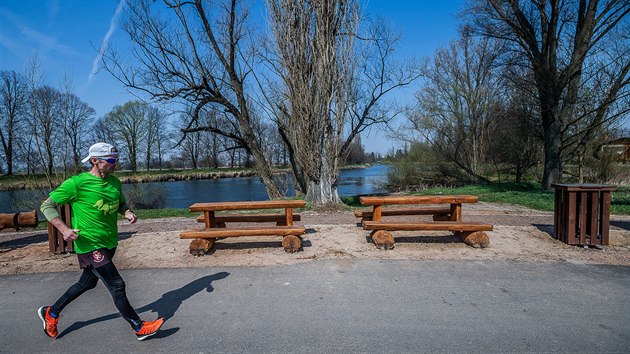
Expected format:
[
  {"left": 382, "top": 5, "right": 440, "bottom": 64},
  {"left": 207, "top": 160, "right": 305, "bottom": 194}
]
[{"left": 49, "top": 172, "right": 125, "bottom": 254}]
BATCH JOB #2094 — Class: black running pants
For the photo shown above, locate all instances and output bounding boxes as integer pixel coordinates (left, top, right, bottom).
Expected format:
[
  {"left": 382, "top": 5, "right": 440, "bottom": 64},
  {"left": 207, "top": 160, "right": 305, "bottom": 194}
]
[{"left": 50, "top": 262, "right": 141, "bottom": 328}]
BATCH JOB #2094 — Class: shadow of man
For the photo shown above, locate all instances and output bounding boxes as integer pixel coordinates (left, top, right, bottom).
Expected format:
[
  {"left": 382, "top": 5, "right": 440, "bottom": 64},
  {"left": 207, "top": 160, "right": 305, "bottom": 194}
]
[
  {"left": 136, "top": 271, "right": 229, "bottom": 320},
  {"left": 57, "top": 271, "right": 230, "bottom": 339}
]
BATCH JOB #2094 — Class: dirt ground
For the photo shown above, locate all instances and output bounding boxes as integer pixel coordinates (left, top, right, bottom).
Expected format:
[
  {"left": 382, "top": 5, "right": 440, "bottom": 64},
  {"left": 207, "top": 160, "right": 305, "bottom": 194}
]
[{"left": 1, "top": 202, "right": 629, "bottom": 275}]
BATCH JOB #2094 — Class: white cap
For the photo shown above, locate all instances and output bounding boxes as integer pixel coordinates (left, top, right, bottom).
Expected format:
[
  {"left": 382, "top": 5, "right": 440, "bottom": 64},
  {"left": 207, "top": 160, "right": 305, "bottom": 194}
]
[{"left": 81, "top": 142, "right": 119, "bottom": 163}]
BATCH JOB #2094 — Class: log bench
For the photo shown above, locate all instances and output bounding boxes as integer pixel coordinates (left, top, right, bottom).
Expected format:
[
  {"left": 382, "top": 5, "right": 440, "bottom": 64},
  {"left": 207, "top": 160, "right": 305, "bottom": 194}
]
[
  {"left": 359, "top": 195, "right": 493, "bottom": 248},
  {"left": 181, "top": 226, "right": 305, "bottom": 239},
  {"left": 181, "top": 200, "right": 306, "bottom": 254}
]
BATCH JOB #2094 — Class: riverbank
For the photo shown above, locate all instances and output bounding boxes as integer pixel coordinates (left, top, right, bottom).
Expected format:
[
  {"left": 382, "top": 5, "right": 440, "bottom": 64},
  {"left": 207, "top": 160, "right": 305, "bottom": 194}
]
[
  {"left": 0, "top": 169, "right": 261, "bottom": 191},
  {"left": 0, "top": 164, "right": 374, "bottom": 192}
]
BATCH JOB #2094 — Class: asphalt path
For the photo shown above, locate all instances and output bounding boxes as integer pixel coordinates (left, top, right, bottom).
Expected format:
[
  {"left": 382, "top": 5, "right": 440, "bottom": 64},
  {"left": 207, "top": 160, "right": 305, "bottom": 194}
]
[{"left": 1, "top": 260, "right": 629, "bottom": 353}]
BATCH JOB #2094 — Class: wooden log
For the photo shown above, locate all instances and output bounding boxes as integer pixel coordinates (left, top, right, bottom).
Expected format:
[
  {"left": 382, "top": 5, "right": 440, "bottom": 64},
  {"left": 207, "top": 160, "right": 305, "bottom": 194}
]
[
  {"left": 370, "top": 230, "right": 395, "bottom": 250},
  {"left": 456, "top": 231, "right": 490, "bottom": 248},
  {"left": 282, "top": 235, "right": 302, "bottom": 253},
  {"left": 363, "top": 221, "right": 493, "bottom": 232},
  {"left": 189, "top": 238, "right": 214, "bottom": 256},
  {"left": 0, "top": 210, "right": 38, "bottom": 231},
  {"left": 180, "top": 225, "right": 306, "bottom": 239}
]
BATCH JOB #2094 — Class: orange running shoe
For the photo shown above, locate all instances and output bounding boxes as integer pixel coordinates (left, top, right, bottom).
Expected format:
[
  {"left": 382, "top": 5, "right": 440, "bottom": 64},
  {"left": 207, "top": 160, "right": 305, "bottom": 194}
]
[
  {"left": 134, "top": 318, "right": 164, "bottom": 341},
  {"left": 37, "top": 306, "right": 59, "bottom": 338}
]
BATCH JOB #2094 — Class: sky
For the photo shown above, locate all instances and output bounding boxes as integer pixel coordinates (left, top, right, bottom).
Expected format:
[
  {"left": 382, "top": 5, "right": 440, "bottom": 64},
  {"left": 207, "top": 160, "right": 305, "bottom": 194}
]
[{"left": 0, "top": 0, "right": 465, "bottom": 154}]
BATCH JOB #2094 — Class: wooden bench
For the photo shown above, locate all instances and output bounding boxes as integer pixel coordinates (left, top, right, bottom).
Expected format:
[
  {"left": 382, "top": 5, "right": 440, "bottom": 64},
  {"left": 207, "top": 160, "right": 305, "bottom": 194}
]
[
  {"left": 181, "top": 226, "right": 305, "bottom": 239},
  {"left": 180, "top": 200, "right": 306, "bottom": 254},
  {"left": 359, "top": 195, "right": 493, "bottom": 248}
]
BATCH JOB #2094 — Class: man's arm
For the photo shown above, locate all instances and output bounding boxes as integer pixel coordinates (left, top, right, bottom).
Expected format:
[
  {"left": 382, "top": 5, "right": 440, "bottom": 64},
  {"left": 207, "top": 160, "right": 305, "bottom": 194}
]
[{"left": 40, "top": 197, "right": 79, "bottom": 241}]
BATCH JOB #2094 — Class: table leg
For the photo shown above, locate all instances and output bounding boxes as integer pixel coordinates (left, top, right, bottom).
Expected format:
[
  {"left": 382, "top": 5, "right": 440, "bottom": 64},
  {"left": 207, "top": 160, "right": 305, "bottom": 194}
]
[
  {"left": 372, "top": 205, "right": 382, "bottom": 222},
  {"left": 450, "top": 203, "right": 461, "bottom": 221},
  {"left": 205, "top": 211, "right": 216, "bottom": 228},
  {"left": 285, "top": 208, "right": 294, "bottom": 226}
]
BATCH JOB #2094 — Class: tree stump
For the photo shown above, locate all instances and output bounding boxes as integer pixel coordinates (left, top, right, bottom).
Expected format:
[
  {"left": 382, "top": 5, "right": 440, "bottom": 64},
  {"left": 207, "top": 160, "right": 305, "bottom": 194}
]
[
  {"left": 457, "top": 231, "right": 490, "bottom": 248},
  {"left": 0, "top": 210, "right": 38, "bottom": 231},
  {"left": 282, "top": 235, "right": 302, "bottom": 253},
  {"left": 371, "top": 230, "right": 395, "bottom": 250},
  {"left": 189, "top": 238, "right": 214, "bottom": 256}
]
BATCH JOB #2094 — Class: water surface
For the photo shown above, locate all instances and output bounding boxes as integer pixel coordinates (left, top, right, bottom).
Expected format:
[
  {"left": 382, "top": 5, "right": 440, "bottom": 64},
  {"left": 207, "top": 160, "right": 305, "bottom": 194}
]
[{"left": 0, "top": 164, "right": 390, "bottom": 213}]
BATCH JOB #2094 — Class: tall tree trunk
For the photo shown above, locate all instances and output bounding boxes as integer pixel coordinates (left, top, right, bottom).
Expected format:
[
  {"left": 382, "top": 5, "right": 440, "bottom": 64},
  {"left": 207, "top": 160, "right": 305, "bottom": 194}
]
[
  {"left": 250, "top": 146, "right": 283, "bottom": 199},
  {"left": 305, "top": 149, "right": 341, "bottom": 204},
  {"left": 541, "top": 114, "right": 563, "bottom": 190},
  {"left": 5, "top": 142, "right": 12, "bottom": 176},
  {"left": 278, "top": 128, "right": 306, "bottom": 194}
]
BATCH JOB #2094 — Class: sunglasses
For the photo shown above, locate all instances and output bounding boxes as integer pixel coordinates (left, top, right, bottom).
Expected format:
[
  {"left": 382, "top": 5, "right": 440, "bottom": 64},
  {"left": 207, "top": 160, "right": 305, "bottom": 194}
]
[{"left": 97, "top": 157, "right": 119, "bottom": 164}]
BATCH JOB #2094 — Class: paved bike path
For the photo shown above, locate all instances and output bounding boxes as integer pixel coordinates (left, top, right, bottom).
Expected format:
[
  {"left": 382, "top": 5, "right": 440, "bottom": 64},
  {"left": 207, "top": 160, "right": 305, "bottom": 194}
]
[{"left": 1, "top": 260, "right": 629, "bottom": 353}]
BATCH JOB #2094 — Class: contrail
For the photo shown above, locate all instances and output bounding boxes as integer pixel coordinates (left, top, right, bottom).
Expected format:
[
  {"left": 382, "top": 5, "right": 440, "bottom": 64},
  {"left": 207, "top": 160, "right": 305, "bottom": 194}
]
[{"left": 87, "top": 0, "right": 126, "bottom": 83}]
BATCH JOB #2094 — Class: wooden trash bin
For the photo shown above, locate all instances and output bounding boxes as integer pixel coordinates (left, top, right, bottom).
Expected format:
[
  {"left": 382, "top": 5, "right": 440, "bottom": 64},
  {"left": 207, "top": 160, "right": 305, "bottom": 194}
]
[
  {"left": 552, "top": 184, "right": 615, "bottom": 246},
  {"left": 48, "top": 204, "right": 74, "bottom": 254}
]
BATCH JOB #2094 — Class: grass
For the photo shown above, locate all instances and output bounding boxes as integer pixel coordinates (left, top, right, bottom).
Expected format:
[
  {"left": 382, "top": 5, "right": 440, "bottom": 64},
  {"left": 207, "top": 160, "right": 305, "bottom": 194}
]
[{"left": 134, "top": 208, "right": 194, "bottom": 219}]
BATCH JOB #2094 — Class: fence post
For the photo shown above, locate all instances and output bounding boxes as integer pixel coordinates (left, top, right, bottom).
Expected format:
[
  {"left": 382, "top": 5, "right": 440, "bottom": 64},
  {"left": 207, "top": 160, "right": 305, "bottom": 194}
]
[{"left": 48, "top": 204, "right": 74, "bottom": 254}]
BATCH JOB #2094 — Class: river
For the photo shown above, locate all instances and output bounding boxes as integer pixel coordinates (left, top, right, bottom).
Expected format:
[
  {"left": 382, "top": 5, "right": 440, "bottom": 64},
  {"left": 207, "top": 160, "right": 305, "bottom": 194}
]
[{"left": 0, "top": 164, "right": 390, "bottom": 213}]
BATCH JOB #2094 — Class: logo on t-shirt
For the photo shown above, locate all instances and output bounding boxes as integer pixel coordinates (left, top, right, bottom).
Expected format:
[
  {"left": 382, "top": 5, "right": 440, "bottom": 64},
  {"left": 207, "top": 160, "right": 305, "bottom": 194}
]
[
  {"left": 93, "top": 199, "right": 119, "bottom": 215},
  {"left": 92, "top": 250, "right": 104, "bottom": 263}
]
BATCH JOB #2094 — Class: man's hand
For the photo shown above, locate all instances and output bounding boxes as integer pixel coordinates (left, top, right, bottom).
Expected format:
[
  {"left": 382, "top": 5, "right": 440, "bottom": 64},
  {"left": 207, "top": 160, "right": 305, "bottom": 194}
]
[
  {"left": 125, "top": 210, "right": 138, "bottom": 224},
  {"left": 49, "top": 217, "right": 78, "bottom": 241},
  {"left": 62, "top": 228, "right": 80, "bottom": 241}
]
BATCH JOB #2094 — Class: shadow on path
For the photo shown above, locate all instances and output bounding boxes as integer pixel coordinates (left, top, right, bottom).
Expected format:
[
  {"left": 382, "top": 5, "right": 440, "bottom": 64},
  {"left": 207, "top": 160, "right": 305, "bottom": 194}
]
[{"left": 57, "top": 271, "right": 230, "bottom": 339}]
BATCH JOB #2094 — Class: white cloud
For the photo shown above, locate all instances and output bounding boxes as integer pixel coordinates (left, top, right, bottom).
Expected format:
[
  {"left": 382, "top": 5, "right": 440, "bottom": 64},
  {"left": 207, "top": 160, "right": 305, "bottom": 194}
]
[{"left": 87, "top": 0, "right": 126, "bottom": 83}]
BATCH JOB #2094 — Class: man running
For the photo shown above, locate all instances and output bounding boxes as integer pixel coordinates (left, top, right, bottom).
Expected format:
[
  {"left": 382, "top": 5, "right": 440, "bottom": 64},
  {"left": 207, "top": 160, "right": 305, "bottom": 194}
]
[{"left": 38, "top": 142, "right": 164, "bottom": 341}]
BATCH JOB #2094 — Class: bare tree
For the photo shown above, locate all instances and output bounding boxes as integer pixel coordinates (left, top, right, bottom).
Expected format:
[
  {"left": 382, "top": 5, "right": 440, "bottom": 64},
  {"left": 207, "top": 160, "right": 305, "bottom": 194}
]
[
  {"left": 103, "top": 101, "right": 149, "bottom": 172},
  {"left": 199, "top": 110, "right": 226, "bottom": 168},
  {"left": 145, "top": 106, "right": 168, "bottom": 171},
  {"left": 266, "top": 0, "right": 420, "bottom": 204},
  {"left": 487, "top": 84, "right": 542, "bottom": 182},
  {"left": 469, "top": 0, "right": 630, "bottom": 189},
  {"left": 59, "top": 92, "right": 95, "bottom": 170},
  {"left": 91, "top": 117, "right": 117, "bottom": 146},
  {"left": 178, "top": 113, "right": 202, "bottom": 169},
  {"left": 408, "top": 33, "right": 503, "bottom": 183},
  {"left": 31, "top": 86, "right": 64, "bottom": 179},
  {"left": 0, "top": 70, "right": 29, "bottom": 176},
  {"left": 102, "top": 0, "right": 283, "bottom": 198}
]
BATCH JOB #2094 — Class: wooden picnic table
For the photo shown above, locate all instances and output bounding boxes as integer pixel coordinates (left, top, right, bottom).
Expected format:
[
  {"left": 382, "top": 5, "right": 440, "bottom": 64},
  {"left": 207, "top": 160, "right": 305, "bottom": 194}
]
[
  {"left": 181, "top": 200, "right": 306, "bottom": 254},
  {"left": 359, "top": 195, "right": 480, "bottom": 222},
  {"left": 190, "top": 200, "right": 305, "bottom": 228},
  {"left": 358, "top": 195, "right": 492, "bottom": 248}
]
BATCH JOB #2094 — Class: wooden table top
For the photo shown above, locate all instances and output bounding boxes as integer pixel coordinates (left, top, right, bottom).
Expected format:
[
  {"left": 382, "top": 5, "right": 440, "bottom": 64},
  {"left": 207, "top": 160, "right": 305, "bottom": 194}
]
[
  {"left": 189, "top": 200, "right": 306, "bottom": 212},
  {"left": 360, "top": 195, "right": 479, "bottom": 206}
]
